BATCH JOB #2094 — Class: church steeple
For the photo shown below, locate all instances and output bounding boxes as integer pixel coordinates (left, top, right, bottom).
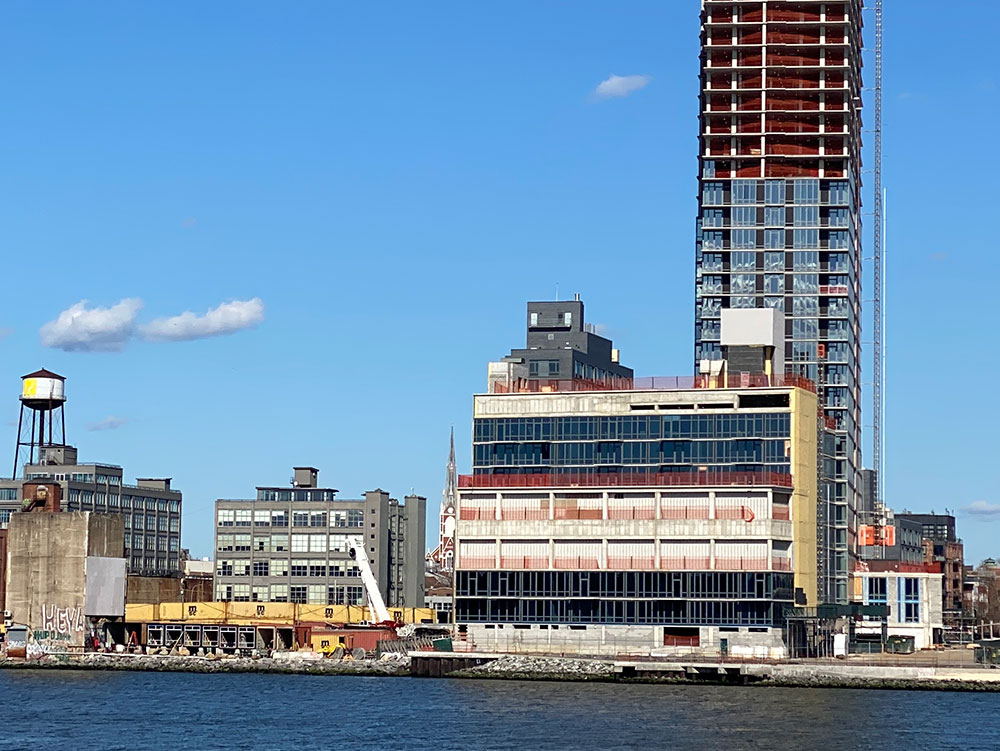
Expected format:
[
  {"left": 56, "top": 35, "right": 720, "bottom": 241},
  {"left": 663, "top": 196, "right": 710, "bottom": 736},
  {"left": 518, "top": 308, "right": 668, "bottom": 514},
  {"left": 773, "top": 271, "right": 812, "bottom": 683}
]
[
  {"left": 434, "top": 426, "right": 458, "bottom": 573},
  {"left": 444, "top": 425, "right": 457, "bottom": 502}
]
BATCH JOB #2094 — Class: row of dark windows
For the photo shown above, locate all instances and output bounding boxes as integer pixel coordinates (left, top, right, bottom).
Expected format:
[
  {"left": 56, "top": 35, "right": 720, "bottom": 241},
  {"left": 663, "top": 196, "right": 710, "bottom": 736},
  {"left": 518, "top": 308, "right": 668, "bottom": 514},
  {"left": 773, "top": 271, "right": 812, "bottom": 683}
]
[
  {"left": 474, "top": 464, "right": 791, "bottom": 477},
  {"left": 256, "top": 489, "right": 338, "bottom": 502},
  {"left": 473, "top": 439, "right": 789, "bottom": 468},
  {"left": 474, "top": 414, "right": 790, "bottom": 443},
  {"left": 455, "top": 598, "right": 782, "bottom": 627},
  {"left": 456, "top": 571, "right": 793, "bottom": 601}
]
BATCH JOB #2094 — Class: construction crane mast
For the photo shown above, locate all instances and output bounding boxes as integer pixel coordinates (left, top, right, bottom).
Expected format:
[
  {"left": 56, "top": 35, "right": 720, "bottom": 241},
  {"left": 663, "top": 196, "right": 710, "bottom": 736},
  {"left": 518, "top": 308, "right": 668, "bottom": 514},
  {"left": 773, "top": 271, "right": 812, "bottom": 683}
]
[
  {"left": 347, "top": 536, "right": 393, "bottom": 625},
  {"left": 866, "top": 0, "right": 886, "bottom": 557}
]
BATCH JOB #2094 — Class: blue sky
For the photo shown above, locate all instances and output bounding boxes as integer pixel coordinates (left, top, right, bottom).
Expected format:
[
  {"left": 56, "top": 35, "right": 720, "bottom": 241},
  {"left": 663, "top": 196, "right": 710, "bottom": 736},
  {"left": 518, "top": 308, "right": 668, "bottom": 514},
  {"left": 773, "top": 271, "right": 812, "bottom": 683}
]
[{"left": 1, "top": 2, "right": 997, "bottom": 562}]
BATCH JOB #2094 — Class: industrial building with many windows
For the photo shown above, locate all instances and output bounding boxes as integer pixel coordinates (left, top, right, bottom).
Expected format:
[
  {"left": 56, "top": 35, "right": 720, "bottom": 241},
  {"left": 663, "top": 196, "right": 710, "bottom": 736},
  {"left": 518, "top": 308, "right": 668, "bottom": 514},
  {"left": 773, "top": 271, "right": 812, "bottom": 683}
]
[
  {"left": 0, "top": 446, "right": 183, "bottom": 576},
  {"left": 213, "top": 467, "right": 425, "bottom": 608},
  {"left": 693, "top": 0, "right": 864, "bottom": 604},
  {"left": 454, "top": 302, "right": 829, "bottom": 657}
]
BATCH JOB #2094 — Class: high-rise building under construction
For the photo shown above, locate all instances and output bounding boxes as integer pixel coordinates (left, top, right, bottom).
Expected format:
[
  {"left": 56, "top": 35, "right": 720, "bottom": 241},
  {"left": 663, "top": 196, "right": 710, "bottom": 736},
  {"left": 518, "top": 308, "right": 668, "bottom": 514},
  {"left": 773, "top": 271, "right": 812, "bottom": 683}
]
[{"left": 694, "top": 1, "right": 863, "bottom": 603}]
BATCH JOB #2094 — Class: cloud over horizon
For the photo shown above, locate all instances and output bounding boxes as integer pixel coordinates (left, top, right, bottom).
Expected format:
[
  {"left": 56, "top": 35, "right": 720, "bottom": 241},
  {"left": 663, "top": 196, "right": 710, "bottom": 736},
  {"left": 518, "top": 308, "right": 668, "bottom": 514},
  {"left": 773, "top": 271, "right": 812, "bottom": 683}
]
[
  {"left": 141, "top": 298, "right": 265, "bottom": 342},
  {"left": 40, "top": 297, "right": 264, "bottom": 351},
  {"left": 40, "top": 298, "right": 143, "bottom": 352},
  {"left": 964, "top": 500, "right": 1000, "bottom": 518},
  {"left": 593, "top": 74, "right": 651, "bottom": 100},
  {"left": 86, "top": 416, "right": 128, "bottom": 431}
]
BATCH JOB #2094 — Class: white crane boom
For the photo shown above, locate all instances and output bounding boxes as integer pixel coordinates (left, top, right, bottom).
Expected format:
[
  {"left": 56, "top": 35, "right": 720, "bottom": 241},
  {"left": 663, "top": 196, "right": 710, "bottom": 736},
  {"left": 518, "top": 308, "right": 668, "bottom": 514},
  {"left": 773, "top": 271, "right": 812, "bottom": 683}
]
[{"left": 347, "top": 536, "right": 392, "bottom": 624}]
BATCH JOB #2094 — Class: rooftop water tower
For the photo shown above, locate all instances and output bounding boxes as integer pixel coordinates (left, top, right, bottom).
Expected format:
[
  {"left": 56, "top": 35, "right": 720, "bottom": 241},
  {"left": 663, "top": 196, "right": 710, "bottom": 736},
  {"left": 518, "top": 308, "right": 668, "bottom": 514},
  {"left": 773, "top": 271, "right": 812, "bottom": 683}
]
[{"left": 11, "top": 369, "right": 67, "bottom": 479}]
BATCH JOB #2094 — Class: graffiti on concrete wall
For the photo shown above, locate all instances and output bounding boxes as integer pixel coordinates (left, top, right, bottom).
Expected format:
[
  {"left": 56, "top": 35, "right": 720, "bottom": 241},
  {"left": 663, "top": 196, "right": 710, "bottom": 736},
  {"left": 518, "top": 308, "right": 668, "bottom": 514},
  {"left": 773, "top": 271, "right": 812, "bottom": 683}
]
[
  {"left": 20, "top": 604, "right": 87, "bottom": 659},
  {"left": 26, "top": 641, "right": 59, "bottom": 659},
  {"left": 40, "top": 604, "right": 85, "bottom": 636}
]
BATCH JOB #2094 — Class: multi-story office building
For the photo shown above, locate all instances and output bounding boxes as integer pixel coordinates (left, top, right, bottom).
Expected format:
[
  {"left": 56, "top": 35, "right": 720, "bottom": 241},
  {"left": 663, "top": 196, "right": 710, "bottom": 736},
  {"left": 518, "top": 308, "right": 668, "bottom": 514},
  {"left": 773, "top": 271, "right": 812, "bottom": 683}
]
[
  {"left": 213, "top": 467, "right": 425, "bottom": 608},
  {"left": 454, "top": 304, "right": 827, "bottom": 657},
  {"left": 0, "top": 444, "right": 182, "bottom": 575},
  {"left": 694, "top": 1, "right": 864, "bottom": 603}
]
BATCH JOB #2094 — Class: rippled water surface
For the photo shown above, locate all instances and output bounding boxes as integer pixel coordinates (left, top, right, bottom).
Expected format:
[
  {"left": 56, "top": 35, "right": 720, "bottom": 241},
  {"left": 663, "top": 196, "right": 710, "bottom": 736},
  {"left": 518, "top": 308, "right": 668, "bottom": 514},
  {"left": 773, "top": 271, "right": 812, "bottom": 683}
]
[{"left": 3, "top": 670, "right": 999, "bottom": 750}]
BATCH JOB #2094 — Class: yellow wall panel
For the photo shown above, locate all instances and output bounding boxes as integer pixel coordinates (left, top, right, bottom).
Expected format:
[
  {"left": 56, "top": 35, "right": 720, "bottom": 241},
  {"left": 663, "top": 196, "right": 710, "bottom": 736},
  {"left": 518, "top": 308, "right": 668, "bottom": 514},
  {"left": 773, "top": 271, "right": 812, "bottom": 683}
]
[
  {"left": 790, "top": 387, "right": 819, "bottom": 607},
  {"left": 122, "top": 602, "right": 438, "bottom": 626}
]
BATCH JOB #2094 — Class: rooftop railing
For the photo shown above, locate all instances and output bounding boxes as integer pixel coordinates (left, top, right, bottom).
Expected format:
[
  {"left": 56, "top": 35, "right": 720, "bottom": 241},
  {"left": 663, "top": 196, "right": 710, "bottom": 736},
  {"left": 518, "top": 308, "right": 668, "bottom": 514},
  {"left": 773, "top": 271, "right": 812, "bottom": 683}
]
[{"left": 490, "top": 372, "right": 815, "bottom": 395}]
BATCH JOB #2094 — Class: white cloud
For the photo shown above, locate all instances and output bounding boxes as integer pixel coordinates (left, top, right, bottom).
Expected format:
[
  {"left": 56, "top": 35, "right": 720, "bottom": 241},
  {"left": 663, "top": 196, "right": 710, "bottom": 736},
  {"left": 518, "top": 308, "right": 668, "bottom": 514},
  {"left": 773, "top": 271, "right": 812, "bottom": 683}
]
[
  {"left": 86, "top": 416, "right": 128, "bottom": 431},
  {"left": 0, "top": 327, "right": 12, "bottom": 340},
  {"left": 141, "top": 298, "right": 264, "bottom": 342},
  {"left": 40, "top": 298, "right": 143, "bottom": 352},
  {"left": 593, "top": 74, "right": 651, "bottom": 100},
  {"left": 965, "top": 500, "right": 1000, "bottom": 518}
]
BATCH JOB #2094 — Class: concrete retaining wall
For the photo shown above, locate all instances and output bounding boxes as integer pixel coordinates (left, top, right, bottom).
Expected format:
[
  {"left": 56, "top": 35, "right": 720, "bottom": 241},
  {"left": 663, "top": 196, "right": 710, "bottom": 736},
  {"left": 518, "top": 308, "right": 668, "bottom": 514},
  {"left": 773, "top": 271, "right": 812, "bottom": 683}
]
[{"left": 5, "top": 512, "right": 125, "bottom": 654}]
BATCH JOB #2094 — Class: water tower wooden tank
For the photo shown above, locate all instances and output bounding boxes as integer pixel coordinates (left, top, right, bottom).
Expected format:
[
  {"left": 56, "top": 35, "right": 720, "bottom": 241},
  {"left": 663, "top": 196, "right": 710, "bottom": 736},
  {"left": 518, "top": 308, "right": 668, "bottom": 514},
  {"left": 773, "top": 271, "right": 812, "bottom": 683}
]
[{"left": 11, "top": 369, "right": 67, "bottom": 478}]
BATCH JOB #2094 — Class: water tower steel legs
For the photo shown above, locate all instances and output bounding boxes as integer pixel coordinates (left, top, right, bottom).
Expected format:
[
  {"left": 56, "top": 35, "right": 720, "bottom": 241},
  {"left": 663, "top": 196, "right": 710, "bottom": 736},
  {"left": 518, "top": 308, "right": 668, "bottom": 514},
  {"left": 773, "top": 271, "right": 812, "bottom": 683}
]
[
  {"left": 11, "top": 405, "right": 23, "bottom": 479},
  {"left": 11, "top": 401, "right": 66, "bottom": 478},
  {"left": 29, "top": 410, "right": 35, "bottom": 465}
]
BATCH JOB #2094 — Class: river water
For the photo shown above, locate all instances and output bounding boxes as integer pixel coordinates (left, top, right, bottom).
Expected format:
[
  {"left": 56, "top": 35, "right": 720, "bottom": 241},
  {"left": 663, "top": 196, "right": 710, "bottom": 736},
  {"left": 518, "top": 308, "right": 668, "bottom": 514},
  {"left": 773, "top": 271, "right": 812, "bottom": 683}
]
[{"left": 3, "top": 671, "right": 998, "bottom": 750}]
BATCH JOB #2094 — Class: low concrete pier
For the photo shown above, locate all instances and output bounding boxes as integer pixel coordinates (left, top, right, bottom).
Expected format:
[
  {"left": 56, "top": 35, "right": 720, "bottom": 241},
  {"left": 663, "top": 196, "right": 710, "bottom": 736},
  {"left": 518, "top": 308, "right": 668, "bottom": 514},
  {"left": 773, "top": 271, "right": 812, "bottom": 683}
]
[{"left": 408, "top": 651, "right": 503, "bottom": 677}]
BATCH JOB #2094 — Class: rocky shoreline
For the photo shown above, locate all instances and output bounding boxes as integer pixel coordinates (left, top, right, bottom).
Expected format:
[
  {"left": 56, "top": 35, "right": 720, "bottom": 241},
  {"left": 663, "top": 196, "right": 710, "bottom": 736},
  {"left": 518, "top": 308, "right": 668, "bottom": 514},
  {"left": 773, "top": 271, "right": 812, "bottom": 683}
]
[
  {"left": 0, "top": 652, "right": 411, "bottom": 676},
  {"left": 4, "top": 652, "right": 1000, "bottom": 692},
  {"left": 760, "top": 674, "right": 1000, "bottom": 692},
  {"left": 451, "top": 655, "right": 615, "bottom": 681},
  {"left": 447, "top": 655, "right": 1000, "bottom": 691}
]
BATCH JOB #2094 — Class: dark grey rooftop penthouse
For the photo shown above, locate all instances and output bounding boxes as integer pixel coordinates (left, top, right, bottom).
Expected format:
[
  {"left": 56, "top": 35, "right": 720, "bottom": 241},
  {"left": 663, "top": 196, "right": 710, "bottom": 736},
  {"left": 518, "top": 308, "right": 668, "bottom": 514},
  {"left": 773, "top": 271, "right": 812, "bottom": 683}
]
[{"left": 505, "top": 297, "right": 633, "bottom": 383}]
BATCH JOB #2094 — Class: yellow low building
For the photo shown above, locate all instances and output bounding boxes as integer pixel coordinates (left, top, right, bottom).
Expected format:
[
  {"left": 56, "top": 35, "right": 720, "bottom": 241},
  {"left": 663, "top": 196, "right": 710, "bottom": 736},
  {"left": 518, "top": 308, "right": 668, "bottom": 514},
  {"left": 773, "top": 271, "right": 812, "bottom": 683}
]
[{"left": 124, "top": 601, "right": 435, "bottom": 626}]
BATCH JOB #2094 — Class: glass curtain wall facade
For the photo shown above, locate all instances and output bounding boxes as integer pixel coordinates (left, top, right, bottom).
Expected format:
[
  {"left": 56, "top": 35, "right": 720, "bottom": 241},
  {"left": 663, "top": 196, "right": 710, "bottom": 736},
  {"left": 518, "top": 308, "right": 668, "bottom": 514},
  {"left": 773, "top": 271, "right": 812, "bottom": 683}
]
[
  {"left": 694, "top": 0, "right": 863, "bottom": 603},
  {"left": 473, "top": 413, "right": 793, "bottom": 477}
]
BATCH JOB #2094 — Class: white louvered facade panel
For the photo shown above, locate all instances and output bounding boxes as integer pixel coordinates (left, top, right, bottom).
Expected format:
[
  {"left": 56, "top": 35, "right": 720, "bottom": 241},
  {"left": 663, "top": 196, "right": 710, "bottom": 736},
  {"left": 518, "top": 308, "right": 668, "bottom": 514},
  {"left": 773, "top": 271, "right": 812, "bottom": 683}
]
[
  {"left": 460, "top": 495, "right": 496, "bottom": 521},
  {"left": 715, "top": 493, "right": 768, "bottom": 521},
  {"left": 458, "top": 540, "right": 497, "bottom": 569},
  {"left": 500, "top": 540, "right": 550, "bottom": 570},
  {"left": 553, "top": 541, "right": 602, "bottom": 570},
  {"left": 608, "top": 495, "right": 656, "bottom": 520},
  {"left": 607, "top": 540, "right": 656, "bottom": 570},
  {"left": 499, "top": 496, "right": 549, "bottom": 520},
  {"left": 660, "top": 494, "right": 710, "bottom": 520},
  {"left": 660, "top": 541, "right": 711, "bottom": 570},
  {"left": 715, "top": 540, "right": 768, "bottom": 570}
]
